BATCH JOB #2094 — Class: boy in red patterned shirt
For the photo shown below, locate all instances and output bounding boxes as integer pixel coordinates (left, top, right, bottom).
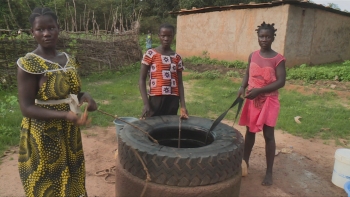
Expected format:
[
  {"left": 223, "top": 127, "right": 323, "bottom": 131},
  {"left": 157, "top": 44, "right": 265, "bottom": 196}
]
[{"left": 139, "top": 24, "right": 188, "bottom": 118}]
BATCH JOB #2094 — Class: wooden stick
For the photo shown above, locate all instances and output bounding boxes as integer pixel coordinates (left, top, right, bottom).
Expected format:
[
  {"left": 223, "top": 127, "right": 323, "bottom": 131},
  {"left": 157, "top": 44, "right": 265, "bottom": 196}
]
[
  {"left": 53, "top": 0, "right": 60, "bottom": 25},
  {"left": 3, "top": 15, "right": 10, "bottom": 30},
  {"left": 72, "top": 0, "right": 77, "bottom": 32},
  {"left": 106, "top": 6, "right": 112, "bottom": 33},
  {"left": 83, "top": 4, "right": 86, "bottom": 31},
  {"left": 7, "top": 0, "right": 20, "bottom": 29}
]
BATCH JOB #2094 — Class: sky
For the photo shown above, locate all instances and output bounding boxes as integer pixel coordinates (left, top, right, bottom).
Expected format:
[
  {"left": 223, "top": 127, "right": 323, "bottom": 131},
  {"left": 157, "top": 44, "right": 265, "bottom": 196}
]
[{"left": 311, "top": 0, "right": 350, "bottom": 11}]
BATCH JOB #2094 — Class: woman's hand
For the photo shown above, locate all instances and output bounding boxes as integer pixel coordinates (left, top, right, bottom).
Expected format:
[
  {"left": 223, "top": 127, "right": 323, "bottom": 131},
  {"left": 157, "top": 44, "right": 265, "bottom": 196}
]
[
  {"left": 66, "top": 111, "right": 91, "bottom": 126},
  {"left": 245, "top": 88, "right": 261, "bottom": 100},
  {"left": 180, "top": 107, "right": 189, "bottom": 119},
  {"left": 237, "top": 86, "right": 245, "bottom": 98},
  {"left": 79, "top": 93, "right": 98, "bottom": 111}
]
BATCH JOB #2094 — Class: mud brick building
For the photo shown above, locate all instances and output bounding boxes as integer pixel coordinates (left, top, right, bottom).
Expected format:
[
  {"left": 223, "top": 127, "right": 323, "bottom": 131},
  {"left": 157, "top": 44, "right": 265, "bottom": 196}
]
[{"left": 172, "top": 0, "right": 350, "bottom": 67}]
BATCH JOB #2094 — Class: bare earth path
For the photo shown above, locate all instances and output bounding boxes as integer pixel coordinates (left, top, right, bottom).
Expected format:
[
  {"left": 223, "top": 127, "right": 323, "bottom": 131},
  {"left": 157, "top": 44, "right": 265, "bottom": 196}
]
[{"left": 0, "top": 122, "right": 346, "bottom": 197}]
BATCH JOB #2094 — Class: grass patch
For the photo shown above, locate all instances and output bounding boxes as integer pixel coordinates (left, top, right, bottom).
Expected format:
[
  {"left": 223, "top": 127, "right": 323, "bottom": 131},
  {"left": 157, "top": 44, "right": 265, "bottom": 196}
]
[
  {"left": 0, "top": 91, "right": 22, "bottom": 155},
  {"left": 188, "top": 70, "right": 221, "bottom": 79},
  {"left": 184, "top": 55, "right": 247, "bottom": 69},
  {"left": 278, "top": 89, "right": 349, "bottom": 139},
  {"left": 82, "top": 63, "right": 143, "bottom": 127},
  {"left": 287, "top": 60, "right": 350, "bottom": 81},
  {"left": 182, "top": 74, "right": 350, "bottom": 140},
  {"left": 183, "top": 56, "right": 350, "bottom": 82},
  {"left": 2, "top": 60, "right": 350, "bottom": 155},
  {"left": 182, "top": 76, "right": 241, "bottom": 120}
]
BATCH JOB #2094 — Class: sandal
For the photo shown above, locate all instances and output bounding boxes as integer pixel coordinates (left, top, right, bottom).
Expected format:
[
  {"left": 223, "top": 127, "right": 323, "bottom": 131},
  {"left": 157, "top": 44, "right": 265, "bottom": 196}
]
[
  {"left": 95, "top": 168, "right": 111, "bottom": 176},
  {"left": 95, "top": 166, "right": 117, "bottom": 184}
]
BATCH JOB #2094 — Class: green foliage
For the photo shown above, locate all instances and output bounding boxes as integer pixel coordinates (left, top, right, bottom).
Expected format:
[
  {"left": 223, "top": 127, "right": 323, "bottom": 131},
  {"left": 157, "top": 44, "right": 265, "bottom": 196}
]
[
  {"left": 66, "top": 38, "right": 78, "bottom": 56},
  {"left": 188, "top": 71, "right": 221, "bottom": 79},
  {"left": 0, "top": 91, "right": 22, "bottom": 154},
  {"left": 226, "top": 70, "right": 240, "bottom": 77},
  {"left": 140, "top": 15, "right": 177, "bottom": 34},
  {"left": 327, "top": 3, "right": 340, "bottom": 10},
  {"left": 184, "top": 56, "right": 248, "bottom": 69},
  {"left": 185, "top": 56, "right": 349, "bottom": 82},
  {"left": 0, "top": 95, "right": 17, "bottom": 118},
  {"left": 287, "top": 61, "right": 350, "bottom": 81},
  {"left": 0, "top": 0, "right": 178, "bottom": 33},
  {"left": 0, "top": 0, "right": 283, "bottom": 33}
]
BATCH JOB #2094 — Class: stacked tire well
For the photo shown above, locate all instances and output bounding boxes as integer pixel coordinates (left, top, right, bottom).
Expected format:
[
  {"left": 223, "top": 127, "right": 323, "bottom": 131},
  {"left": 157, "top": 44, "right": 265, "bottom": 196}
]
[{"left": 118, "top": 116, "right": 244, "bottom": 187}]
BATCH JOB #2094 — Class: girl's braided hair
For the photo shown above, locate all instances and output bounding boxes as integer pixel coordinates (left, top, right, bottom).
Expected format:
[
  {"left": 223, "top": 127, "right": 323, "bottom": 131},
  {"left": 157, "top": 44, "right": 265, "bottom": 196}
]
[{"left": 255, "top": 21, "right": 277, "bottom": 36}]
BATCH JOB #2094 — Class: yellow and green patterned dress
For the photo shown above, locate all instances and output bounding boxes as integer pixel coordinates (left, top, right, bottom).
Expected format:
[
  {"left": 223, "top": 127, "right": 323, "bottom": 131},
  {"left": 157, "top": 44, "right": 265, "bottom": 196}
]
[{"left": 17, "top": 52, "right": 86, "bottom": 197}]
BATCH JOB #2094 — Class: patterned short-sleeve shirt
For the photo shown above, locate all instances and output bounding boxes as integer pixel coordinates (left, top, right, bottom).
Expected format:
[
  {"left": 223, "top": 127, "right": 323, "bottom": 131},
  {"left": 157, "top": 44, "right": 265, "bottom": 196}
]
[{"left": 142, "top": 49, "right": 184, "bottom": 96}]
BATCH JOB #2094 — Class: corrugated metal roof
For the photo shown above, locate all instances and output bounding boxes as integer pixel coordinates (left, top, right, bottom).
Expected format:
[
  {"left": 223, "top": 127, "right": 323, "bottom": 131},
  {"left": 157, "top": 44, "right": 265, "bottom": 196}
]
[{"left": 170, "top": 0, "right": 350, "bottom": 17}]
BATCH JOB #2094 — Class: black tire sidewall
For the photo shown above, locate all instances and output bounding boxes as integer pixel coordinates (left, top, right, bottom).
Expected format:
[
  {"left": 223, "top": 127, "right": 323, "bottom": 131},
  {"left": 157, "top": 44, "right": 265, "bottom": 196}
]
[{"left": 118, "top": 115, "right": 244, "bottom": 187}]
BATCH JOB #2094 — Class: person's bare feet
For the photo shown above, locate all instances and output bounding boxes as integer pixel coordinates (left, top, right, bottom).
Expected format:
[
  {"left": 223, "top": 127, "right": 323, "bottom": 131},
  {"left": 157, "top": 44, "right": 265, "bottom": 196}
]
[
  {"left": 244, "top": 159, "right": 249, "bottom": 168},
  {"left": 242, "top": 160, "right": 249, "bottom": 177},
  {"left": 261, "top": 172, "right": 273, "bottom": 186}
]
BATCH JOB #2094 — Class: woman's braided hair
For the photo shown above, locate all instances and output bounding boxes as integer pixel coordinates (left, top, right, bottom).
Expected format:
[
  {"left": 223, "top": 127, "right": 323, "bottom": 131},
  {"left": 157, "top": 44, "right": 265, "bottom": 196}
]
[{"left": 29, "top": 7, "right": 58, "bottom": 25}]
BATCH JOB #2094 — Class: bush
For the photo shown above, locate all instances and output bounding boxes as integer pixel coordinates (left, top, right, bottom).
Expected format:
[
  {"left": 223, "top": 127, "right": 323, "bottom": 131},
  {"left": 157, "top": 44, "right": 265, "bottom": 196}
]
[{"left": 286, "top": 60, "right": 350, "bottom": 81}]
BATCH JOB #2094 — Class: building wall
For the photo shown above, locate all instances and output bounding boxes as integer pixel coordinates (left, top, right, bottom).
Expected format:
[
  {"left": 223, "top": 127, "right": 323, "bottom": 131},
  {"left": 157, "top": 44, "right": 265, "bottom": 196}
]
[
  {"left": 285, "top": 5, "right": 350, "bottom": 66},
  {"left": 176, "top": 5, "right": 289, "bottom": 63},
  {"left": 177, "top": 5, "right": 350, "bottom": 67},
  {"left": 310, "top": 8, "right": 350, "bottom": 65},
  {"left": 284, "top": 6, "right": 315, "bottom": 67}
]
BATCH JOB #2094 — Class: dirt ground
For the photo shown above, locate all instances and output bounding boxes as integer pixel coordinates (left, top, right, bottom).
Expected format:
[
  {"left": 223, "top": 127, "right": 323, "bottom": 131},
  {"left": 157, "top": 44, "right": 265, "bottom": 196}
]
[{"left": 0, "top": 123, "right": 347, "bottom": 197}]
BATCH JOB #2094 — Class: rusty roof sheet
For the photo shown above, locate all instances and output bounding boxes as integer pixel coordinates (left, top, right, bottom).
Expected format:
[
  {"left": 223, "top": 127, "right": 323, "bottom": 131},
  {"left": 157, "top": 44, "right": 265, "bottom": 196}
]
[{"left": 170, "top": 0, "right": 350, "bottom": 17}]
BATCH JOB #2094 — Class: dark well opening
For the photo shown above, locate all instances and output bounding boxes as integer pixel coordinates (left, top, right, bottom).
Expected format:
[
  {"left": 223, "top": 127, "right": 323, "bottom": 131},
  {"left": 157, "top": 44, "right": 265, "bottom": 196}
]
[{"left": 148, "top": 127, "right": 214, "bottom": 148}]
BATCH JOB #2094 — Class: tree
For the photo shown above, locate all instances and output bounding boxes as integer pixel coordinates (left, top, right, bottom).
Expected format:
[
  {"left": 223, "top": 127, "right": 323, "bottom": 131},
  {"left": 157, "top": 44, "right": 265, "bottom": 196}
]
[
  {"left": 0, "top": 0, "right": 279, "bottom": 32},
  {"left": 327, "top": 3, "right": 340, "bottom": 10}
]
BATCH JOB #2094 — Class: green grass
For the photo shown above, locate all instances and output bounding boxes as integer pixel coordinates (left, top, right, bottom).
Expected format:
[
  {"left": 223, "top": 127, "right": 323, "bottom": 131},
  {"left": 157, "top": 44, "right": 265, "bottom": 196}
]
[
  {"left": 183, "top": 76, "right": 240, "bottom": 121},
  {"left": 81, "top": 63, "right": 143, "bottom": 126},
  {"left": 1, "top": 61, "right": 350, "bottom": 155},
  {"left": 184, "top": 55, "right": 248, "bottom": 69},
  {"left": 278, "top": 89, "right": 349, "bottom": 139},
  {"left": 184, "top": 55, "right": 350, "bottom": 81},
  {"left": 0, "top": 91, "right": 22, "bottom": 154},
  {"left": 182, "top": 74, "right": 350, "bottom": 140}
]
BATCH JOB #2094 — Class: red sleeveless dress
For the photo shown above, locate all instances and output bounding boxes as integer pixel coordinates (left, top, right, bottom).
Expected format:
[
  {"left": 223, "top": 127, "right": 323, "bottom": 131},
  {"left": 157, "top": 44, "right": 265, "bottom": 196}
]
[{"left": 239, "top": 50, "right": 285, "bottom": 132}]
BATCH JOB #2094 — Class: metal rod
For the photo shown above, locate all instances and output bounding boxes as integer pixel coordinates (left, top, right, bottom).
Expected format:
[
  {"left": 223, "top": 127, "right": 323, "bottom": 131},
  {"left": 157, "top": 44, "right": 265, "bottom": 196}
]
[{"left": 178, "top": 117, "right": 181, "bottom": 148}]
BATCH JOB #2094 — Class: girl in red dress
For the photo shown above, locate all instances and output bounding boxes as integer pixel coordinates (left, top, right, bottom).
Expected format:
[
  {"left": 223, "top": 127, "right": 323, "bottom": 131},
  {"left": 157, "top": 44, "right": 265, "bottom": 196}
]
[{"left": 238, "top": 22, "right": 286, "bottom": 186}]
